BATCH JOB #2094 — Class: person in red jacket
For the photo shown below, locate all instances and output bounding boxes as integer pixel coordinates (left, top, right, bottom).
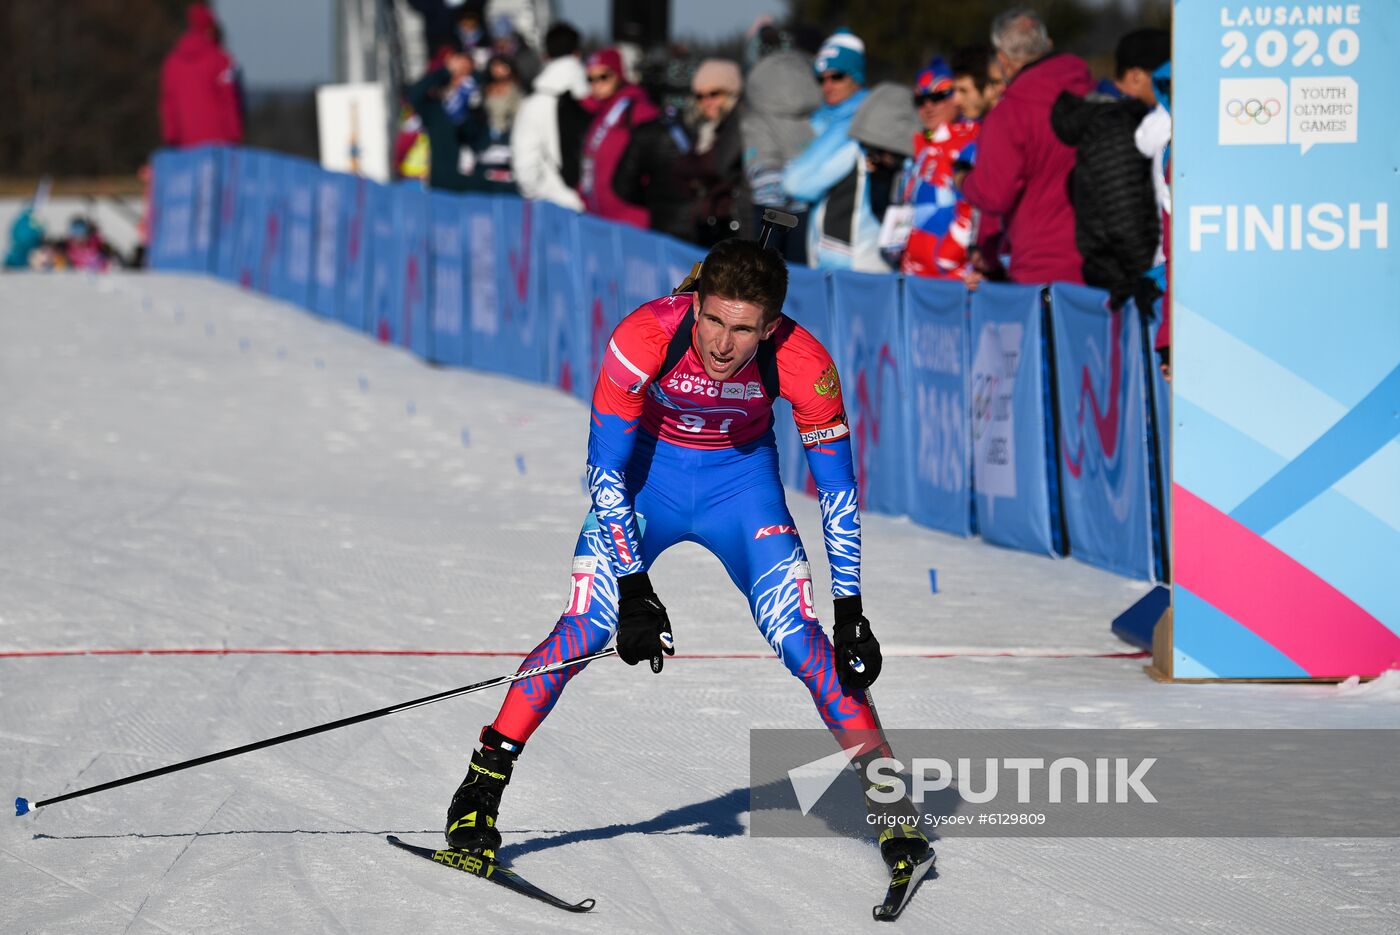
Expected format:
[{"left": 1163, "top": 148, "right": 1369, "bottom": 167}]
[
  {"left": 578, "top": 48, "right": 658, "bottom": 229},
  {"left": 160, "top": 3, "right": 244, "bottom": 148},
  {"left": 958, "top": 8, "right": 1091, "bottom": 285}
]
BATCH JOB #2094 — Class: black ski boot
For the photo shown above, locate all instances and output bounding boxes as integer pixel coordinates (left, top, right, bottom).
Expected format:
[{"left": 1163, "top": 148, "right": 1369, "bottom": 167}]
[
  {"left": 855, "top": 752, "right": 932, "bottom": 870},
  {"left": 878, "top": 821, "right": 931, "bottom": 869},
  {"left": 445, "top": 728, "right": 524, "bottom": 856}
]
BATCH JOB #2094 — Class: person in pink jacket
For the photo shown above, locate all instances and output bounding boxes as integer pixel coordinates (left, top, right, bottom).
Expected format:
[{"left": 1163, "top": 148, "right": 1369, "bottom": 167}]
[
  {"left": 159, "top": 3, "right": 244, "bottom": 148},
  {"left": 959, "top": 8, "right": 1091, "bottom": 285},
  {"left": 578, "top": 48, "right": 659, "bottom": 229}
]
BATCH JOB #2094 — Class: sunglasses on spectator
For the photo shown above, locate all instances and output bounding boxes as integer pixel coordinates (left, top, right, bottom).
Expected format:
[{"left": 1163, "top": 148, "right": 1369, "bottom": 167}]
[
  {"left": 819, "top": 71, "right": 849, "bottom": 85},
  {"left": 694, "top": 89, "right": 729, "bottom": 100},
  {"left": 587, "top": 71, "right": 615, "bottom": 83},
  {"left": 916, "top": 90, "right": 953, "bottom": 105}
]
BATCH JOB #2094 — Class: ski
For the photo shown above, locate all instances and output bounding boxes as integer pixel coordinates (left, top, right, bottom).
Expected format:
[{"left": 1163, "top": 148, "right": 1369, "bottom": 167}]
[
  {"left": 872, "top": 851, "right": 936, "bottom": 922},
  {"left": 386, "top": 836, "right": 596, "bottom": 913}
]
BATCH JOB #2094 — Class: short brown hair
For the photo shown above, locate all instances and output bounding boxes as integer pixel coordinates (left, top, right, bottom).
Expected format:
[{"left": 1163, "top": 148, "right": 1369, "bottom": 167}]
[{"left": 696, "top": 239, "right": 789, "bottom": 323}]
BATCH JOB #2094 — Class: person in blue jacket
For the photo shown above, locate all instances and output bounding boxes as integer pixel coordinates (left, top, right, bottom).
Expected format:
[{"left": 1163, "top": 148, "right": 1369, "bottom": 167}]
[{"left": 780, "top": 29, "right": 874, "bottom": 269}]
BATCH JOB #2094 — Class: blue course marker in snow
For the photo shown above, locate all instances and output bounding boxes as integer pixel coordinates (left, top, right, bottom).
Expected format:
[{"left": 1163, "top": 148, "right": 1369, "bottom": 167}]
[
  {"left": 277, "top": 347, "right": 287, "bottom": 359},
  {"left": 239, "top": 338, "right": 250, "bottom": 352},
  {"left": 406, "top": 401, "right": 416, "bottom": 416},
  {"left": 15, "top": 796, "right": 30, "bottom": 816},
  {"left": 460, "top": 428, "right": 470, "bottom": 447},
  {"left": 928, "top": 569, "right": 938, "bottom": 594},
  {"left": 358, "top": 375, "right": 368, "bottom": 391},
  {"left": 315, "top": 359, "right": 325, "bottom": 370},
  {"left": 515, "top": 455, "right": 526, "bottom": 475},
  {"left": 205, "top": 323, "right": 215, "bottom": 336}
]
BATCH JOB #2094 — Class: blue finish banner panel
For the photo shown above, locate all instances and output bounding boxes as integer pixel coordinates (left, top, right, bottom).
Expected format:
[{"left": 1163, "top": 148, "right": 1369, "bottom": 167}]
[
  {"left": 538, "top": 203, "right": 587, "bottom": 398},
  {"left": 277, "top": 159, "right": 316, "bottom": 310},
  {"left": 428, "top": 191, "right": 468, "bottom": 366},
  {"left": 337, "top": 175, "right": 374, "bottom": 333},
  {"left": 830, "top": 270, "right": 906, "bottom": 515},
  {"left": 616, "top": 226, "right": 667, "bottom": 316},
  {"left": 1049, "top": 283, "right": 1155, "bottom": 579},
  {"left": 774, "top": 266, "right": 832, "bottom": 491},
  {"left": 151, "top": 147, "right": 222, "bottom": 273},
  {"left": 574, "top": 215, "right": 625, "bottom": 403},
  {"left": 309, "top": 169, "right": 345, "bottom": 319},
  {"left": 214, "top": 147, "right": 242, "bottom": 280},
  {"left": 492, "top": 197, "right": 546, "bottom": 381},
  {"left": 365, "top": 180, "right": 402, "bottom": 342},
  {"left": 969, "top": 283, "right": 1055, "bottom": 555},
  {"left": 231, "top": 150, "right": 272, "bottom": 292},
  {"left": 902, "top": 277, "right": 973, "bottom": 536},
  {"left": 459, "top": 194, "right": 499, "bottom": 371},
  {"left": 396, "top": 183, "right": 431, "bottom": 358}
]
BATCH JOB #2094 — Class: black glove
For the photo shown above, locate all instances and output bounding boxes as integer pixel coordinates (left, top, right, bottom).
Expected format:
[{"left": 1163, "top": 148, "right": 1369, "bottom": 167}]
[
  {"left": 832, "top": 595, "right": 882, "bottom": 691},
  {"left": 615, "top": 572, "right": 675, "bottom": 673}
]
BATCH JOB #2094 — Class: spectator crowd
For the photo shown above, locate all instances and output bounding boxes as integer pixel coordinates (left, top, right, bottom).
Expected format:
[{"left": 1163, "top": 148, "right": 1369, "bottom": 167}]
[
  {"left": 10, "top": 0, "right": 1171, "bottom": 344},
  {"left": 389, "top": 2, "right": 1171, "bottom": 327}
]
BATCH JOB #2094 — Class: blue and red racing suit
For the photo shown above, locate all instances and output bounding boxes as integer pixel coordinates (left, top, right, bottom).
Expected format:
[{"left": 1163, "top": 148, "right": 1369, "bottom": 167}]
[{"left": 490, "top": 292, "right": 880, "bottom": 743}]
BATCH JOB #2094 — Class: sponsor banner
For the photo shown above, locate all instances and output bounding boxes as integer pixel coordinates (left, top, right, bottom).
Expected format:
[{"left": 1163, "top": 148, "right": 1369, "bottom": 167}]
[
  {"left": 395, "top": 182, "right": 431, "bottom": 358},
  {"left": 214, "top": 146, "right": 241, "bottom": 281},
  {"left": 1173, "top": 0, "right": 1400, "bottom": 675},
  {"left": 189, "top": 146, "right": 221, "bottom": 273},
  {"left": 576, "top": 215, "right": 624, "bottom": 402},
  {"left": 969, "top": 283, "right": 1055, "bottom": 555},
  {"left": 617, "top": 225, "right": 666, "bottom": 316},
  {"left": 1146, "top": 298, "right": 1171, "bottom": 580},
  {"left": 830, "top": 270, "right": 905, "bottom": 515},
  {"left": 902, "top": 277, "right": 972, "bottom": 536},
  {"left": 148, "top": 149, "right": 195, "bottom": 271},
  {"left": 459, "top": 194, "right": 498, "bottom": 369},
  {"left": 659, "top": 237, "right": 705, "bottom": 294},
  {"left": 427, "top": 190, "right": 468, "bottom": 365},
  {"left": 773, "top": 265, "right": 833, "bottom": 491},
  {"left": 338, "top": 174, "right": 373, "bottom": 333},
  {"left": 309, "top": 169, "right": 344, "bottom": 319},
  {"left": 259, "top": 153, "right": 292, "bottom": 297},
  {"left": 492, "top": 196, "right": 545, "bottom": 381},
  {"left": 151, "top": 147, "right": 222, "bottom": 273},
  {"left": 274, "top": 158, "right": 316, "bottom": 310},
  {"left": 538, "top": 202, "right": 588, "bottom": 398},
  {"left": 751, "top": 728, "right": 1400, "bottom": 838},
  {"left": 232, "top": 149, "right": 273, "bottom": 292},
  {"left": 365, "top": 179, "right": 401, "bottom": 342},
  {"left": 1049, "top": 284, "right": 1155, "bottom": 580}
]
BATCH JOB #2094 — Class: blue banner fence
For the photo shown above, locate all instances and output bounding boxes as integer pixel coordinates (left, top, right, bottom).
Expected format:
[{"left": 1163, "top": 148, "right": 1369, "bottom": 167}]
[{"left": 149, "top": 145, "right": 1170, "bottom": 581}]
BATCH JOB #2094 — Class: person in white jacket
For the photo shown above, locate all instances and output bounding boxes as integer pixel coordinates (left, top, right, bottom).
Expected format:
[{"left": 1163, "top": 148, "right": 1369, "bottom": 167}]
[{"left": 510, "top": 23, "right": 589, "bottom": 210}]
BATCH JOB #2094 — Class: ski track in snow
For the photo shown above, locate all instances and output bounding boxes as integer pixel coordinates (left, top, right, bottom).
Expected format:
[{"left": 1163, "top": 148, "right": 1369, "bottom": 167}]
[{"left": 1, "top": 273, "right": 1397, "bottom": 933}]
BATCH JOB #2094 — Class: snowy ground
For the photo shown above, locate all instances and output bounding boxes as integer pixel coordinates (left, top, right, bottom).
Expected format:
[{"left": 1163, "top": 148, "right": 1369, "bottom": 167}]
[{"left": 1, "top": 272, "right": 1396, "bottom": 934}]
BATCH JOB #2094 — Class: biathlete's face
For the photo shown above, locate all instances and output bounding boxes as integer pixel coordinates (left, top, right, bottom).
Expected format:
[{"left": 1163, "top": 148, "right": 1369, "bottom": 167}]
[{"left": 695, "top": 295, "right": 778, "bottom": 381}]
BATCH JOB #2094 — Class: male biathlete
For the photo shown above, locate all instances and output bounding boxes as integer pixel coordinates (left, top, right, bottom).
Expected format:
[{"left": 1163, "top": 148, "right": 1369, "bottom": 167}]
[{"left": 445, "top": 238, "right": 928, "bottom": 870}]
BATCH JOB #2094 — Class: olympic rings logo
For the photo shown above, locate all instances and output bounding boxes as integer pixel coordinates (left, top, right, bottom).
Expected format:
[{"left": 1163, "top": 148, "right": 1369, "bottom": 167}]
[{"left": 1225, "top": 98, "right": 1282, "bottom": 125}]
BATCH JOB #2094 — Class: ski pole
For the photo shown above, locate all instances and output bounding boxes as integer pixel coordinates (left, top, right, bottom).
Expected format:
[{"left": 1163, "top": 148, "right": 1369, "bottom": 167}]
[{"left": 15, "top": 646, "right": 618, "bottom": 816}]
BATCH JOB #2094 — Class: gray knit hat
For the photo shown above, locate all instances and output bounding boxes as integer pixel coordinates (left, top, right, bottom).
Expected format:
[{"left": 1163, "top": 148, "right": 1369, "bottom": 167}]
[{"left": 848, "top": 82, "right": 919, "bottom": 157}]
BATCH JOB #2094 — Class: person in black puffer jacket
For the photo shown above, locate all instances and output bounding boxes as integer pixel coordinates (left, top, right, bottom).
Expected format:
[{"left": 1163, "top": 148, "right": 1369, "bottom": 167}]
[{"left": 1050, "top": 29, "right": 1169, "bottom": 308}]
